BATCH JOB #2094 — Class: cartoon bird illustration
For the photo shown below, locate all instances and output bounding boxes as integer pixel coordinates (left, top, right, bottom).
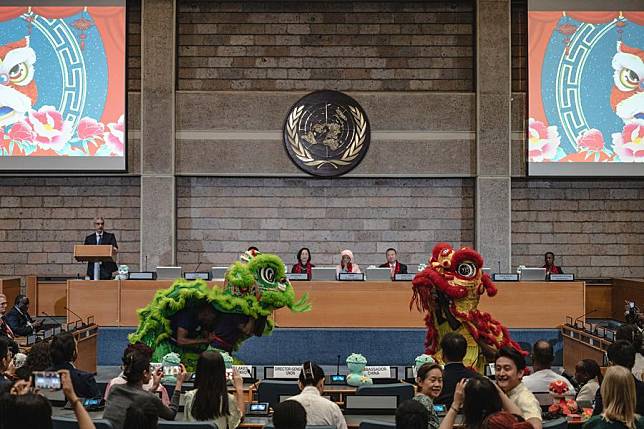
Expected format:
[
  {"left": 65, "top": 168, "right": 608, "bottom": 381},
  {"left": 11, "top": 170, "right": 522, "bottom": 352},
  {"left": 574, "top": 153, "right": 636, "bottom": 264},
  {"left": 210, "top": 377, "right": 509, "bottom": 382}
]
[
  {"left": 0, "top": 37, "right": 37, "bottom": 127},
  {"left": 610, "top": 41, "right": 643, "bottom": 124}
]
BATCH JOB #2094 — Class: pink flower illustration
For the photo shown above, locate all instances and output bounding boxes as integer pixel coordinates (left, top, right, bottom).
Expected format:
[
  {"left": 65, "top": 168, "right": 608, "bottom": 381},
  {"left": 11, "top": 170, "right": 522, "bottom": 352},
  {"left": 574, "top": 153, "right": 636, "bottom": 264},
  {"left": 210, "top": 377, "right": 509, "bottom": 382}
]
[
  {"left": 77, "top": 117, "right": 104, "bottom": 140},
  {"left": 8, "top": 121, "right": 33, "bottom": 142},
  {"left": 576, "top": 129, "right": 605, "bottom": 152},
  {"left": 612, "top": 122, "right": 644, "bottom": 162},
  {"left": 27, "top": 106, "right": 73, "bottom": 151},
  {"left": 528, "top": 118, "right": 560, "bottom": 162},
  {"left": 104, "top": 114, "right": 124, "bottom": 156}
]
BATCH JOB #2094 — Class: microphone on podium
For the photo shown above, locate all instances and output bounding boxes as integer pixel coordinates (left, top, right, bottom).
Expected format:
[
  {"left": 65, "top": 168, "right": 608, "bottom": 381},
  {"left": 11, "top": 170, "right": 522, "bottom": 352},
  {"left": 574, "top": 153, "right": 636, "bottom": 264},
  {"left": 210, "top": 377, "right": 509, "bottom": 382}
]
[
  {"left": 64, "top": 306, "right": 85, "bottom": 325},
  {"left": 574, "top": 308, "right": 599, "bottom": 326},
  {"left": 40, "top": 312, "right": 62, "bottom": 328}
]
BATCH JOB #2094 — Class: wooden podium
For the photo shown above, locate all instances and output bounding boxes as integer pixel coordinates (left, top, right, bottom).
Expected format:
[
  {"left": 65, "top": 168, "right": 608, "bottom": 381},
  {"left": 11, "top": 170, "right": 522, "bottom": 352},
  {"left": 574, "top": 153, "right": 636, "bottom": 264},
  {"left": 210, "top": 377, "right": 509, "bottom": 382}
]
[{"left": 73, "top": 245, "right": 116, "bottom": 262}]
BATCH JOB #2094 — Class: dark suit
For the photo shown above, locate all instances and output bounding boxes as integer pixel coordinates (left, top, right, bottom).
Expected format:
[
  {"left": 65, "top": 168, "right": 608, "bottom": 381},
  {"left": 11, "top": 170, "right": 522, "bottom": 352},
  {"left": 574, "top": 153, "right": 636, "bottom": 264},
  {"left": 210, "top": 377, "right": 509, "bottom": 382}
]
[
  {"left": 378, "top": 262, "right": 408, "bottom": 274},
  {"left": 435, "top": 362, "right": 477, "bottom": 408},
  {"left": 48, "top": 362, "right": 101, "bottom": 399},
  {"left": 0, "top": 316, "right": 19, "bottom": 354},
  {"left": 84, "top": 232, "right": 118, "bottom": 280},
  {"left": 592, "top": 373, "right": 644, "bottom": 415},
  {"left": 5, "top": 306, "right": 36, "bottom": 336}
]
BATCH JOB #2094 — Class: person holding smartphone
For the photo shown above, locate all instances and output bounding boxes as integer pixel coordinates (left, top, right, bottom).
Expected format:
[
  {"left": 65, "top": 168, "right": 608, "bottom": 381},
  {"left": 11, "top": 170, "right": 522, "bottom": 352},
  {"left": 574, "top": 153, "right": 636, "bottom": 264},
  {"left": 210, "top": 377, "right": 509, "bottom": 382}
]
[{"left": 183, "top": 351, "right": 245, "bottom": 428}]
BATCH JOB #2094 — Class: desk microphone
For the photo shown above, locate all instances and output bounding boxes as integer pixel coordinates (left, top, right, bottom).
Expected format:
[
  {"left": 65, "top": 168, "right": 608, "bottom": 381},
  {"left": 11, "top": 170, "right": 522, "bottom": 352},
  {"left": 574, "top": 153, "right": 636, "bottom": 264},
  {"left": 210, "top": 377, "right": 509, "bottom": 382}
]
[
  {"left": 497, "top": 260, "right": 501, "bottom": 274},
  {"left": 574, "top": 309, "right": 599, "bottom": 326},
  {"left": 64, "top": 306, "right": 85, "bottom": 325},
  {"left": 40, "top": 312, "right": 62, "bottom": 328},
  {"left": 145, "top": 255, "right": 148, "bottom": 272},
  {"left": 195, "top": 254, "right": 202, "bottom": 273},
  {"left": 336, "top": 354, "right": 341, "bottom": 375}
]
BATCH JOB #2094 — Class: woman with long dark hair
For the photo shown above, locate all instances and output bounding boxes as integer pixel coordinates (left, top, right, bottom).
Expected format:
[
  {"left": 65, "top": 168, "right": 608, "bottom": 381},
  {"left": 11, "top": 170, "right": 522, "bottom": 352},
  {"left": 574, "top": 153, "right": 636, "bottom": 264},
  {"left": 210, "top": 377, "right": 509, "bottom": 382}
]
[
  {"left": 291, "top": 247, "right": 315, "bottom": 279},
  {"left": 439, "top": 376, "right": 522, "bottom": 429},
  {"left": 183, "top": 351, "right": 245, "bottom": 428}
]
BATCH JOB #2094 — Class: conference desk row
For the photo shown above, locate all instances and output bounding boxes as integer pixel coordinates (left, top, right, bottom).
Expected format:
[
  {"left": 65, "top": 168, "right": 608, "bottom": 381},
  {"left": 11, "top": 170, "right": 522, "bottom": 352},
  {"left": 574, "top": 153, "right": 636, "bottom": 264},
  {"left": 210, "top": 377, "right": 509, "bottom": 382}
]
[{"left": 8, "top": 276, "right": 642, "bottom": 328}]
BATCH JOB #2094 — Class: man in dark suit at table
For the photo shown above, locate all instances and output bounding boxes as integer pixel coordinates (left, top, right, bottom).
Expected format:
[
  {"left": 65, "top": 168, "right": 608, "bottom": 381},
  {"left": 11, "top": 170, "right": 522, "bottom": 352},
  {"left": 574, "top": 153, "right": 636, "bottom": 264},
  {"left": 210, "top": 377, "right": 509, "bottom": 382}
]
[
  {"left": 435, "top": 332, "right": 477, "bottom": 408},
  {"left": 84, "top": 216, "right": 118, "bottom": 280},
  {"left": 379, "top": 248, "right": 408, "bottom": 278},
  {"left": 5, "top": 294, "right": 42, "bottom": 336}
]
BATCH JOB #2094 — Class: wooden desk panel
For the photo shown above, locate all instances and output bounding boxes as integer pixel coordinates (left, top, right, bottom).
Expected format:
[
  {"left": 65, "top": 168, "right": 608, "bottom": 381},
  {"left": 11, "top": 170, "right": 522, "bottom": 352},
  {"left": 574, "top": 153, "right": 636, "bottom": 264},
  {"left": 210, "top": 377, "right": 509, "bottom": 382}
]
[
  {"left": 274, "top": 281, "right": 423, "bottom": 328},
  {"left": 0, "top": 277, "right": 21, "bottom": 309},
  {"left": 611, "top": 278, "right": 644, "bottom": 321},
  {"left": 275, "top": 281, "right": 585, "bottom": 329},
  {"left": 67, "top": 280, "right": 119, "bottom": 326},
  {"left": 585, "top": 284, "right": 613, "bottom": 319},
  {"left": 478, "top": 281, "right": 585, "bottom": 328},
  {"left": 27, "top": 276, "right": 76, "bottom": 317}
]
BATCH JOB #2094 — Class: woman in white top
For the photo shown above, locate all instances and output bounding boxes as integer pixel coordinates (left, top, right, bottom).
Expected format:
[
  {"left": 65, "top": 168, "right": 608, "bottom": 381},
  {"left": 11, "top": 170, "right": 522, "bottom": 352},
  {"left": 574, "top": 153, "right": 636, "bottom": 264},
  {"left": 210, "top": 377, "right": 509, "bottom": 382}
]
[
  {"left": 575, "top": 359, "right": 602, "bottom": 402},
  {"left": 289, "top": 361, "right": 348, "bottom": 429},
  {"left": 183, "top": 351, "right": 245, "bottom": 429}
]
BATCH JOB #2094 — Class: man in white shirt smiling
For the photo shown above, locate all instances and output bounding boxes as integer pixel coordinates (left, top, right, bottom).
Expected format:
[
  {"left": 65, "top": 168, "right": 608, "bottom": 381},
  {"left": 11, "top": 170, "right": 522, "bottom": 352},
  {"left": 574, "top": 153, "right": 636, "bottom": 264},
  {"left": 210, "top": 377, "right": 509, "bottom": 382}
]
[
  {"left": 522, "top": 340, "right": 575, "bottom": 395},
  {"left": 288, "top": 361, "right": 347, "bottom": 429}
]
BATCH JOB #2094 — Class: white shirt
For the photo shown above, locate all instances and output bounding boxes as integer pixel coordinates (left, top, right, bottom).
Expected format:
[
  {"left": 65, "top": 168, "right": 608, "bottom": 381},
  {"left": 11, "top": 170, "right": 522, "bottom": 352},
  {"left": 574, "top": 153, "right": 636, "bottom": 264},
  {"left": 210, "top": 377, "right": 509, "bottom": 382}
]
[
  {"left": 507, "top": 382, "right": 543, "bottom": 422},
  {"left": 288, "top": 386, "right": 348, "bottom": 429},
  {"left": 522, "top": 368, "right": 576, "bottom": 395},
  {"left": 633, "top": 353, "right": 644, "bottom": 381}
]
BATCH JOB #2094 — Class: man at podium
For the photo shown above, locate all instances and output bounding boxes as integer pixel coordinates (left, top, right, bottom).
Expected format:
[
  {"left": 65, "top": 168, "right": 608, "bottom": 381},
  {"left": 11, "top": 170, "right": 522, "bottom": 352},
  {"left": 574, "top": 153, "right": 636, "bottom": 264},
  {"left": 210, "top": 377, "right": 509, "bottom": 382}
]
[{"left": 83, "top": 216, "right": 118, "bottom": 280}]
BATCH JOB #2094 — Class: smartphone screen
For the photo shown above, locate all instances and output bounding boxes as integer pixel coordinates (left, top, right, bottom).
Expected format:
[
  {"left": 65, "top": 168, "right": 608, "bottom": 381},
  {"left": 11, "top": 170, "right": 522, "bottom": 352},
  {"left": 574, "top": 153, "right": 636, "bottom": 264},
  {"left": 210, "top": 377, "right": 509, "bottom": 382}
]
[
  {"left": 434, "top": 404, "right": 447, "bottom": 413},
  {"left": 83, "top": 398, "right": 101, "bottom": 407},
  {"left": 163, "top": 365, "right": 181, "bottom": 376},
  {"left": 331, "top": 375, "right": 345, "bottom": 382},
  {"left": 33, "top": 371, "right": 62, "bottom": 390},
  {"left": 250, "top": 403, "right": 267, "bottom": 412}
]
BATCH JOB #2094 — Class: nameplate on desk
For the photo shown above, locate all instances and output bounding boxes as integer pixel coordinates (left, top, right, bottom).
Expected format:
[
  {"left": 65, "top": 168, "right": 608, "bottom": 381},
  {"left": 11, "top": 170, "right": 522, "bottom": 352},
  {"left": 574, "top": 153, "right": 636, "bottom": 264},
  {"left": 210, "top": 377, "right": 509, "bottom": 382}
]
[
  {"left": 338, "top": 272, "right": 365, "bottom": 281},
  {"left": 287, "top": 273, "right": 309, "bottom": 281},
  {"left": 549, "top": 273, "right": 574, "bottom": 281},
  {"left": 43, "top": 329, "right": 53, "bottom": 339},
  {"left": 128, "top": 272, "right": 157, "bottom": 280},
  {"left": 26, "top": 335, "right": 37, "bottom": 345},
  {"left": 273, "top": 366, "right": 302, "bottom": 379},
  {"left": 184, "top": 272, "right": 211, "bottom": 281},
  {"left": 53, "top": 327, "right": 61, "bottom": 335},
  {"left": 394, "top": 273, "right": 415, "bottom": 281},
  {"left": 233, "top": 365, "right": 253, "bottom": 378},
  {"left": 364, "top": 366, "right": 391, "bottom": 378},
  {"left": 493, "top": 273, "right": 519, "bottom": 281}
]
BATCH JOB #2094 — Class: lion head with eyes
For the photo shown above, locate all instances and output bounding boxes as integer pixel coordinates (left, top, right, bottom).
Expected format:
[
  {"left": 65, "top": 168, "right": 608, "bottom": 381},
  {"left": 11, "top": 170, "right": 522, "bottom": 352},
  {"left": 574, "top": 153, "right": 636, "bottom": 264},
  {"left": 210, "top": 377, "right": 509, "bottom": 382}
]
[
  {"left": 611, "top": 41, "right": 644, "bottom": 124},
  {"left": 0, "top": 37, "right": 37, "bottom": 127}
]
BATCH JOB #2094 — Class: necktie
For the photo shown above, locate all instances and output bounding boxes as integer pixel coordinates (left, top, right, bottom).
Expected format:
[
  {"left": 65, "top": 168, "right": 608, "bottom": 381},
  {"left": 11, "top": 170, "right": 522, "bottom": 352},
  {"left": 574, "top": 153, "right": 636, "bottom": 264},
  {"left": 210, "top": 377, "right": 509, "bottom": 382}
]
[{"left": 98, "top": 234, "right": 102, "bottom": 244}]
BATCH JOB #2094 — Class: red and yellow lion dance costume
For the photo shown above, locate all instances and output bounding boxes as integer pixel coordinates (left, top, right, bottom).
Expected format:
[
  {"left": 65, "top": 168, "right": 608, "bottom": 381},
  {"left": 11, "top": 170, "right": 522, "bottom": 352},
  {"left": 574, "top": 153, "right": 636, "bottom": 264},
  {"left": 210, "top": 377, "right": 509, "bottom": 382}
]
[{"left": 411, "top": 243, "right": 524, "bottom": 372}]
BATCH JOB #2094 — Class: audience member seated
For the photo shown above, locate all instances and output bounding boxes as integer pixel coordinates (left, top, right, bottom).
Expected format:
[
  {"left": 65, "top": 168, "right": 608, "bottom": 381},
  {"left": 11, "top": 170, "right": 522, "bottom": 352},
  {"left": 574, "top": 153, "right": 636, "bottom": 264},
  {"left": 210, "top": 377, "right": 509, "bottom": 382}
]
[
  {"left": 522, "top": 340, "right": 575, "bottom": 394},
  {"left": 379, "top": 247, "right": 408, "bottom": 278},
  {"left": 397, "top": 399, "right": 429, "bottom": 429},
  {"left": 0, "top": 337, "right": 13, "bottom": 394},
  {"left": 47, "top": 332, "right": 100, "bottom": 399},
  {"left": 5, "top": 295, "right": 43, "bottom": 337},
  {"left": 183, "top": 351, "right": 244, "bottom": 428},
  {"left": 0, "top": 369, "right": 96, "bottom": 429},
  {"left": 291, "top": 247, "right": 315, "bottom": 279},
  {"left": 481, "top": 412, "right": 533, "bottom": 429},
  {"left": 105, "top": 343, "right": 170, "bottom": 406},
  {"left": 0, "top": 293, "right": 19, "bottom": 355},
  {"left": 103, "top": 350, "right": 184, "bottom": 429},
  {"left": 336, "top": 249, "right": 361, "bottom": 278},
  {"left": 15, "top": 340, "right": 50, "bottom": 381},
  {"left": 616, "top": 324, "right": 644, "bottom": 381},
  {"left": 289, "top": 361, "right": 348, "bottom": 429},
  {"left": 575, "top": 359, "right": 602, "bottom": 402},
  {"left": 123, "top": 396, "right": 160, "bottom": 429},
  {"left": 438, "top": 376, "right": 524, "bottom": 429},
  {"left": 592, "top": 340, "right": 644, "bottom": 416},
  {"left": 273, "top": 400, "right": 308, "bottom": 429},
  {"left": 494, "top": 347, "right": 542, "bottom": 429},
  {"left": 542, "top": 252, "right": 563, "bottom": 275},
  {"left": 414, "top": 362, "right": 443, "bottom": 429},
  {"left": 584, "top": 366, "right": 644, "bottom": 429},
  {"left": 435, "top": 333, "right": 477, "bottom": 408}
]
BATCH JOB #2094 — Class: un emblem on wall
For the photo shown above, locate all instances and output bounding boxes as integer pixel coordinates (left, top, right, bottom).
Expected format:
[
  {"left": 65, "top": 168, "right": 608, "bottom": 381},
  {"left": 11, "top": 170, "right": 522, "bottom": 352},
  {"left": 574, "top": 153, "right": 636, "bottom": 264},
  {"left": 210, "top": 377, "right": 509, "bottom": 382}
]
[{"left": 283, "top": 90, "right": 370, "bottom": 177}]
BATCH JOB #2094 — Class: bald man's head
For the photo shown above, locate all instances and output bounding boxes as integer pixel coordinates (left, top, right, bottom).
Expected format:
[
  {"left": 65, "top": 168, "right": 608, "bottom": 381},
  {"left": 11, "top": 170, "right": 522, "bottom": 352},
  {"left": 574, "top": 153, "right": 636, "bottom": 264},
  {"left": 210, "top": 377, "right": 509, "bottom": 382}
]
[{"left": 532, "top": 340, "right": 554, "bottom": 369}]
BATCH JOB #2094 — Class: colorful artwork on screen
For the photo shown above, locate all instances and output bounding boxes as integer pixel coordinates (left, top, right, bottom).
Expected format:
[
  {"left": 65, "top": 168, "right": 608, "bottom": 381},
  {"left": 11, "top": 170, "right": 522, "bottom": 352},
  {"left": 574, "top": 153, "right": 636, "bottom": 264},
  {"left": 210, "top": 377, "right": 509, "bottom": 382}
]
[
  {"left": 0, "top": 6, "right": 124, "bottom": 158},
  {"left": 528, "top": 11, "right": 643, "bottom": 165}
]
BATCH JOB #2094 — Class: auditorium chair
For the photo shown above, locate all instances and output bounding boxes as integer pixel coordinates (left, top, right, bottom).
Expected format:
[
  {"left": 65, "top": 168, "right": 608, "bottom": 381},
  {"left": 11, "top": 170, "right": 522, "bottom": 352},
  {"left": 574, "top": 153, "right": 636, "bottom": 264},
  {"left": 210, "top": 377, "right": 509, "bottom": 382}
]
[
  {"left": 359, "top": 421, "right": 396, "bottom": 429},
  {"left": 158, "top": 422, "right": 217, "bottom": 428},
  {"left": 52, "top": 416, "right": 113, "bottom": 429},
  {"left": 355, "top": 383, "right": 414, "bottom": 403},
  {"left": 256, "top": 380, "right": 301, "bottom": 410}
]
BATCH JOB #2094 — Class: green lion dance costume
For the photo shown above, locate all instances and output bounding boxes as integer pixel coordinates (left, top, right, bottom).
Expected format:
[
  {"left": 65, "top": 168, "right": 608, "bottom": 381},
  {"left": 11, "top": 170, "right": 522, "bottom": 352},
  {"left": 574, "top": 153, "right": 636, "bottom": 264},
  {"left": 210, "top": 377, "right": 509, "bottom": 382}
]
[{"left": 129, "top": 251, "right": 310, "bottom": 369}]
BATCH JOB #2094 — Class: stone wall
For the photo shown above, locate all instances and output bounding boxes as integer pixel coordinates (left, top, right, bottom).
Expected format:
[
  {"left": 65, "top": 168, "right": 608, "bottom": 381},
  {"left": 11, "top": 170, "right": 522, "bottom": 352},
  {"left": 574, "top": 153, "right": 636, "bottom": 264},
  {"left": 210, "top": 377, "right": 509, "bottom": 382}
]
[
  {"left": 0, "top": 178, "right": 140, "bottom": 277},
  {"left": 511, "top": 179, "right": 644, "bottom": 278},
  {"left": 177, "top": 0, "right": 475, "bottom": 91},
  {"left": 176, "top": 177, "right": 474, "bottom": 267}
]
